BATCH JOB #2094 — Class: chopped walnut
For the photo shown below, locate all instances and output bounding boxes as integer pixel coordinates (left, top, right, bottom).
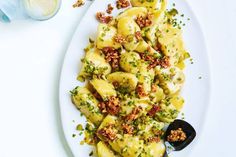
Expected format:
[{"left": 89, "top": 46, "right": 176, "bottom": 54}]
[
  {"left": 167, "top": 128, "right": 187, "bottom": 142},
  {"left": 160, "top": 56, "right": 170, "bottom": 68},
  {"left": 106, "top": 4, "right": 114, "bottom": 14},
  {"left": 148, "top": 61, "right": 160, "bottom": 69},
  {"left": 98, "top": 96, "right": 121, "bottom": 115},
  {"left": 136, "top": 13, "right": 153, "bottom": 28},
  {"left": 136, "top": 84, "right": 147, "bottom": 98},
  {"left": 73, "top": 0, "right": 84, "bottom": 8},
  {"left": 148, "top": 136, "right": 160, "bottom": 143},
  {"left": 152, "top": 130, "right": 164, "bottom": 137},
  {"left": 96, "top": 12, "right": 113, "bottom": 24},
  {"left": 135, "top": 31, "right": 142, "bottom": 41},
  {"left": 151, "top": 84, "right": 157, "bottom": 92},
  {"left": 125, "top": 106, "right": 142, "bottom": 122},
  {"left": 97, "top": 124, "right": 117, "bottom": 141},
  {"left": 102, "top": 47, "right": 120, "bottom": 71},
  {"left": 140, "top": 53, "right": 158, "bottom": 69},
  {"left": 140, "top": 53, "right": 170, "bottom": 69},
  {"left": 116, "top": 0, "right": 130, "bottom": 9},
  {"left": 147, "top": 105, "right": 161, "bottom": 117},
  {"left": 98, "top": 101, "right": 107, "bottom": 113},
  {"left": 140, "top": 52, "right": 153, "bottom": 63},
  {"left": 153, "top": 42, "right": 162, "bottom": 52},
  {"left": 114, "top": 34, "right": 126, "bottom": 44},
  {"left": 122, "top": 124, "right": 134, "bottom": 134}
]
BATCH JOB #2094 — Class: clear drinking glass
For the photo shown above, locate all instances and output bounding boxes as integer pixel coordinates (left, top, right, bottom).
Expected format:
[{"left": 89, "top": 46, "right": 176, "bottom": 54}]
[
  {"left": 0, "top": 0, "right": 61, "bottom": 22},
  {"left": 23, "top": 0, "right": 61, "bottom": 21}
]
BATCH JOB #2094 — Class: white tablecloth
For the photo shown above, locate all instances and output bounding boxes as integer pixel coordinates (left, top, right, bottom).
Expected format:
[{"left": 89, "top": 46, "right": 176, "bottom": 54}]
[{"left": 0, "top": 0, "right": 235, "bottom": 156}]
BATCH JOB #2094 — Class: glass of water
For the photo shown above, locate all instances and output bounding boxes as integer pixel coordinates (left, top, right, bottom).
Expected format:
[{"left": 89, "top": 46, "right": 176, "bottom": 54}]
[
  {"left": 0, "top": 0, "right": 61, "bottom": 22},
  {"left": 23, "top": 0, "right": 61, "bottom": 20}
]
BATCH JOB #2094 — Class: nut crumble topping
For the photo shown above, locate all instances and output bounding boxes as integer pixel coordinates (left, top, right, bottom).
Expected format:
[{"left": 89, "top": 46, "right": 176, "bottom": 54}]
[
  {"left": 106, "top": 4, "right": 114, "bottom": 14},
  {"left": 122, "top": 124, "right": 134, "bottom": 134},
  {"left": 153, "top": 42, "right": 162, "bottom": 52},
  {"left": 135, "top": 31, "right": 142, "bottom": 41},
  {"left": 140, "top": 53, "right": 170, "bottom": 69},
  {"left": 148, "top": 136, "right": 160, "bottom": 143},
  {"left": 153, "top": 130, "right": 164, "bottom": 137},
  {"left": 147, "top": 105, "right": 161, "bottom": 117},
  {"left": 116, "top": 0, "right": 130, "bottom": 9},
  {"left": 97, "top": 124, "right": 117, "bottom": 141},
  {"left": 73, "top": 0, "right": 84, "bottom": 8},
  {"left": 98, "top": 96, "right": 121, "bottom": 115},
  {"left": 114, "top": 34, "right": 127, "bottom": 44},
  {"left": 102, "top": 47, "right": 120, "bottom": 71},
  {"left": 151, "top": 84, "right": 157, "bottom": 92},
  {"left": 160, "top": 56, "right": 170, "bottom": 68},
  {"left": 136, "top": 13, "right": 153, "bottom": 28},
  {"left": 167, "top": 128, "right": 187, "bottom": 142},
  {"left": 125, "top": 106, "right": 142, "bottom": 122},
  {"left": 96, "top": 12, "right": 113, "bottom": 24},
  {"left": 136, "top": 84, "right": 147, "bottom": 97}
]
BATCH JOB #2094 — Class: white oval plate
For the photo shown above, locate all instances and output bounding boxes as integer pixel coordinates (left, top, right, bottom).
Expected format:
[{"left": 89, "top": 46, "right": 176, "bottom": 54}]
[{"left": 59, "top": 0, "right": 211, "bottom": 156}]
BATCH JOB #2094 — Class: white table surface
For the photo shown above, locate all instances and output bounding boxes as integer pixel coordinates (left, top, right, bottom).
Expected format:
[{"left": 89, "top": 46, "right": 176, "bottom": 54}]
[{"left": 0, "top": 0, "right": 235, "bottom": 156}]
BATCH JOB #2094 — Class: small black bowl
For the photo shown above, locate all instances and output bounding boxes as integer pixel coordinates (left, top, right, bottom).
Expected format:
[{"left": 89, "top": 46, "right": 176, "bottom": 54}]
[{"left": 164, "top": 119, "right": 196, "bottom": 151}]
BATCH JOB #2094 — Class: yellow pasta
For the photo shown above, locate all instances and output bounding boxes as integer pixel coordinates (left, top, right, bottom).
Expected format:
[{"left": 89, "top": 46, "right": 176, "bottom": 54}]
[
  {"left": 156, "top": 66, "right": 185, "bottom": 95},
  {"left": 107, "top": 72, "right": 138, "bottom": 93},
  {"left": 109, "top": 134, "right": 144, "bottom": 157},
  {"left": 71, "top": 87, "right": 104, "bottom": 125},
  {"left": 141, "top": 141, "right": 166, "bottom": 157},
  {"left": 120, "top": 51, "right": 140, "bottom": 73},
  {"left": 90, "top": 78, "right": 117, "bottom": 100},
  {"left": 77, "top": 48, "right": 111, "bottom": 82},
  {"left": 130, "top": 0, "right": 159, "bottom": 9},
  {"left": 97, "top": 141, "right": 117, "bottom": 157},
  {"left": 117, "top": 17, "right": 140, "bottom": 51},
  {"left": 97, "top": 24, "right": 121, "bottom": 49},
  {"left": 116, "top": 7, "right": 147, "bottom": 20}
]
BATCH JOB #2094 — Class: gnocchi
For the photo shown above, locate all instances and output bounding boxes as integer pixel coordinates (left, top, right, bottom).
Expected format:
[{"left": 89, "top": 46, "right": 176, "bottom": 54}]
[{"left": 70, "top": 0, "right": 190, "bottom": 156}]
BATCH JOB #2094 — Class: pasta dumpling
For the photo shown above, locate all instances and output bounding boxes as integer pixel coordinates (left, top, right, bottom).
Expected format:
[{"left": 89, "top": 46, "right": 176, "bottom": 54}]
[
  {"left": 98, "top": 115, "right": 117, "bottom": 130},
  {"left": 141, "top": 3, "right": 166, "bottom": 45},
  {"left": 136, "top": 116, "right": 164, "bottom": 140},
  {"left": 130, "top": 0, "right": 159, "bottom": 9},
  {"left": 71, "top": 87, "right": 104, "bottom": 125},
  {"left": 107, "top": 72, "right": 138, "bottom": 93},
  {"left": 150, "top": 85, "right": 165, "bottom": 103},
  {"left": 116, "top": 7, "right": 147, "bottom": 20},
  {"left": 156, "top": 101, "right": 179, "bottom": 123},
  {"left": 135, "top": 40, "right": 161, "bottom": 57},
  {"left": 77, "top": 48, "right": 111, "bottom": 81},
  {"left": 157, "top": 23, "right": 187, "bottom": 65},
  {"left": 97, "top": 141, "right": 117, "bottom": 157},
  {"left": 109, "top": 134, "right": 144, "bottom": 157},
  {"left": 90, "top": 78, "right": 117, "bottom": 100},
  {"left": 118, "top": 17, "right": 140, "bottom": 36},
  {"left": 170, "top": 95, "right": 185, "bottom": 111},
  {"left": 117, "top": 17, "right": 140, "bottom": 51},
  {"left": 120, "top": 51, "right": 140, "bottom": 74},
  {"left": 156, "top": 66, "right": 185, "bottom": 95},
  {"left": 137, "top": 62, "right": 155, "bottom": 94},
  {"left": 97, "top": 24, "right": 121, "bottom": 49},
  {"left": 141, "top": 141, "right": 166, "bottom": 157}
]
